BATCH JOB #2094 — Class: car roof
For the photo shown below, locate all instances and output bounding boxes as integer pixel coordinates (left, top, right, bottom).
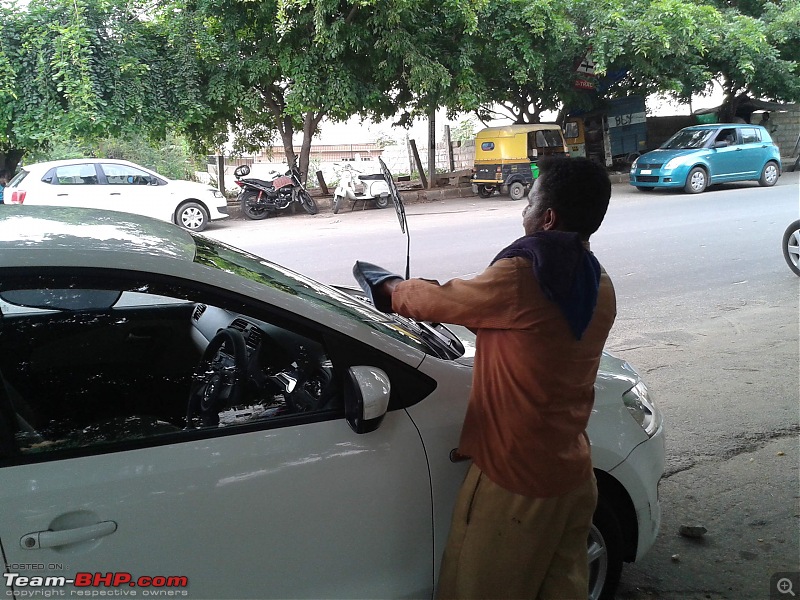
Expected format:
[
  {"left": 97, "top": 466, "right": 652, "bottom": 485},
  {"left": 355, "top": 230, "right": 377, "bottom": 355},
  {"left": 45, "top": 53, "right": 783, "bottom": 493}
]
[
  {"left": 681, "top": 123, "right": 765, "bottom": 130},
  {"left": 476, "top": 123, "right": 563, "bottom": 137},
  {"left": 18, "top": 158, "right": 143, "bottom": 172},
  {"left": 0, "top": 205, "right": 196, "bottom": 264}
]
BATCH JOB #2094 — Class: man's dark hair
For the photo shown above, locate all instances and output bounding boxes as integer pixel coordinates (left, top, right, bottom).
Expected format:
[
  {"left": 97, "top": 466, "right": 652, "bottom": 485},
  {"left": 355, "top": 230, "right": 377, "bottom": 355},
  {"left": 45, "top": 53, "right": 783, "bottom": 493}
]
[{"left": 536, "top": 156, "right": 611, "bottom": 239}]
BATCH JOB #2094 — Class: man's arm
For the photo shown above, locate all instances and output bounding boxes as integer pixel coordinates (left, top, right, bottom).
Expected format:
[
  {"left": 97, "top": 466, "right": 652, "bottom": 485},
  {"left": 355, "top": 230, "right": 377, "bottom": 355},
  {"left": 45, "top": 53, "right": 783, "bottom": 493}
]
[{"left": 378, "top": 259, "right": 526, "bottom": 330}]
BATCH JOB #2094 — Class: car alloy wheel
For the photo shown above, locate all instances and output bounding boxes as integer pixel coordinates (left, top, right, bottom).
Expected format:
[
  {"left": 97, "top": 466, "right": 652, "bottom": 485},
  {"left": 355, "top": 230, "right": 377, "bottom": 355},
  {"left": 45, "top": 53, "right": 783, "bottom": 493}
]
[
  {"left": 177, "top": 202, "right": 209, "bottom": 232},
  {"left": 759, "top": 162, "right": 779, "bottom": 187},
  {"left": 588, "top": 498, "right": 624, "bottom": 600},
  {"left": 684, "top": 167, "right": 707, "bottom": 194}
]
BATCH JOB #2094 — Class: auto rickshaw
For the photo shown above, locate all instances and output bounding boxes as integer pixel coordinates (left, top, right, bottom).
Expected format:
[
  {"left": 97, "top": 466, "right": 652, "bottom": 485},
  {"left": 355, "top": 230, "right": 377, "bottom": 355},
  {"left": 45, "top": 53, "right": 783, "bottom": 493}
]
[{"left": 471, "top": 124, "right": 569, "bottom": 200}]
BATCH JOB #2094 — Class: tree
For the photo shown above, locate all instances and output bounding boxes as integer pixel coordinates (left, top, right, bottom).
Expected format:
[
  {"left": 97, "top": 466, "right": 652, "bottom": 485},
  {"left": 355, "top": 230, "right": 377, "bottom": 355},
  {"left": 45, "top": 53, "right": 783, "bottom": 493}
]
[
  {"left": 0, "top": 0, "right": 208, "bottom": 175},
  {"left": 171, "top": 0, "right": 484, "bottom": 182},
  {"left": 590, "top": 0, "right": 799, "bottom": 119}
]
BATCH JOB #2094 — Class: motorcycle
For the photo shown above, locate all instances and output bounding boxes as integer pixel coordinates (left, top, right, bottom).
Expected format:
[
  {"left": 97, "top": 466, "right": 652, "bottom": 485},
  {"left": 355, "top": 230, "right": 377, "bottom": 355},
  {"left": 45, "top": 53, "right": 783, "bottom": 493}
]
[
  {"left": 782, "top": 219, "right": 800, "bottom": 276},
  {"left": 234, "top": 163, "right": 318, "bottom": 220},
  {"left": 332, "top": 164, "right": 391, "bottom": 214}
]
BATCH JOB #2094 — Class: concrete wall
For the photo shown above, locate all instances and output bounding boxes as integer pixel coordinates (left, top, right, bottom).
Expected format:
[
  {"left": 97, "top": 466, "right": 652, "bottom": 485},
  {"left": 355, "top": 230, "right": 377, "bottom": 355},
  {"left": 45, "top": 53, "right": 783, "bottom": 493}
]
[{"left": 766, "top": 106, "right": 800, "bottom": 157}]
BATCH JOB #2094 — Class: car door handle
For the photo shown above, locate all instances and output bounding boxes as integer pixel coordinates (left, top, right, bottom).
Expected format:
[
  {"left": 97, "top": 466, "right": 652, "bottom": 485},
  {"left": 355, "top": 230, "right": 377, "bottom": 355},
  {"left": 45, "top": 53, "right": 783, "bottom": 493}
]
[
  {"left": 110, "top": 192, "right": 122, "bottom": 196},
  {"left": 56, "top": 193, "right": 69, "bottom": 197},
  {"left": 20, "top": 521, "right": 117, "bottom": 550}
]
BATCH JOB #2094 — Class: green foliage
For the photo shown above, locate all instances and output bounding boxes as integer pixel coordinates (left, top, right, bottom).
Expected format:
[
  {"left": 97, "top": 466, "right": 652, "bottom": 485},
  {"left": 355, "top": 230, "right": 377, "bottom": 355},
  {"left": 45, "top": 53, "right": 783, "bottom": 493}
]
[
  {"left": 451, "top": 118, "right": 477, "bottom": 143},
  {"left": 0, "top": 0, "right": 798, "bottom": 180},
  {"left": 28, "top": 132, "right": 205, "bottom": 180}
]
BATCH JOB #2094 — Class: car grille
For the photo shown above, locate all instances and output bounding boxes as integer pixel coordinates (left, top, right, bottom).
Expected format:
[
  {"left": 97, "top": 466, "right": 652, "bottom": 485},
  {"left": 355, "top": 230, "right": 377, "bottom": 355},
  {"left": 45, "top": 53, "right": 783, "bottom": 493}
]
[
  {"left": 636, "top": 176, "right": 660, "bottom": 183},
  {"left": 638, "top": 163, "right": 663, "bottom": 170}
]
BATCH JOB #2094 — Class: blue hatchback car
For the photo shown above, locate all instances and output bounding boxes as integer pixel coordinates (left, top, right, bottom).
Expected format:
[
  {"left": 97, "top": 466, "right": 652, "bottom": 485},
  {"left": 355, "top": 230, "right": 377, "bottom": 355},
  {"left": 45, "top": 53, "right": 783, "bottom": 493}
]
[{"left": 630, "top": 124, "right": 782, "bottom": 194}]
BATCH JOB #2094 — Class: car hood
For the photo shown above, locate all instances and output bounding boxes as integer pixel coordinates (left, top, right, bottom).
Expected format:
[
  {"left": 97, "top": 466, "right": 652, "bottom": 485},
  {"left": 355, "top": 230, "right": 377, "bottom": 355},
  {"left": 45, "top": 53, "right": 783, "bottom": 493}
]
[{"left": 640, "top": 148, "right": 703, "bottom": 162}]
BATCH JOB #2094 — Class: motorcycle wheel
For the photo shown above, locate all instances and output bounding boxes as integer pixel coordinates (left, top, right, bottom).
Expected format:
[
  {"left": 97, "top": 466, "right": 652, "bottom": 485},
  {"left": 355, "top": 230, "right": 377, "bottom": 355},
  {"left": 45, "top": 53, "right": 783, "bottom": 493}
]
[
  {"left": 333, "top": 194, "right": 344, "bottom": 215},
  {"left": 299, "top": 190, "right": 318, "bottom": 215},
  {"left": 241, "top": 191, "right": 270, "bottom": 220},
  {"left": 374, "top": 195, "right": 389, "bottom": 209}
]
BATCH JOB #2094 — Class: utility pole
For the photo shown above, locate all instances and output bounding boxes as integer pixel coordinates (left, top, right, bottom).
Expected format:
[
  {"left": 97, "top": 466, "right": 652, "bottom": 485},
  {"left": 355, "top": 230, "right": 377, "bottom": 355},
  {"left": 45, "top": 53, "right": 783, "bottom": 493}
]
[{"left": 428, "top": 104, "right": 436, "bottom": 189}]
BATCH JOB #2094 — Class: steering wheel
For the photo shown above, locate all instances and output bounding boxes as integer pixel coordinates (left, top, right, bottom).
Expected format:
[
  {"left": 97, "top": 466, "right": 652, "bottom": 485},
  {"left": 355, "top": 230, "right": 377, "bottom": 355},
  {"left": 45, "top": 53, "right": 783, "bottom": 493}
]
[
  {"left": 187, "top": 328, "right": 248, "bottom": 427},
  {"left": 273, "top": 363, "right": 335, "bottom": 413}
]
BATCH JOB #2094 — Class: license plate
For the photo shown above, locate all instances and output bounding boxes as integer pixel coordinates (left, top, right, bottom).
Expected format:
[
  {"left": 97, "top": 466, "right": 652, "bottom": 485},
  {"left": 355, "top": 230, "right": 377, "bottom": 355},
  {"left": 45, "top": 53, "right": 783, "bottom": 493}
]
[{"left": 641, "top": 169, "right": 652, "bottom": 175}]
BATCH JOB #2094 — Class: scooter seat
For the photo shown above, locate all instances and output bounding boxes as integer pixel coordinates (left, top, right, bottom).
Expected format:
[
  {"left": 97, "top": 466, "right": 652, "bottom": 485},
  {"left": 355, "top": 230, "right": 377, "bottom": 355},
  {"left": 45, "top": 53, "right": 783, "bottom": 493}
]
[{"left": 359, "top": 173, "right": 386, "bottom": 181}]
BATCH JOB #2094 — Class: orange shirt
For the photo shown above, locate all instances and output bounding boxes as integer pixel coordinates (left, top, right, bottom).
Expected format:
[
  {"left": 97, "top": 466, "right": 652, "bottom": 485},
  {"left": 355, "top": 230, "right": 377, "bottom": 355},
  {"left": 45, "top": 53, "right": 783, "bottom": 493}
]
[{"left": 392, "top": 254, "right": 616, "bottom": 498}]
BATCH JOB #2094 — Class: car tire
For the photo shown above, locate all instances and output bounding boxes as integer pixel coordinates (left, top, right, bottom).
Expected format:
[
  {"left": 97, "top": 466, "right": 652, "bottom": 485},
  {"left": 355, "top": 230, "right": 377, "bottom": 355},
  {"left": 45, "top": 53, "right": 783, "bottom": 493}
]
[
  {"left": 588, "top": 497, "right": 624, "bottom": 600},
  {"left": 636, "top": 186, "right": 654, "bottom": 192},
  {"left": 176, "top": 202, "right": 209, "bottom": 232},
  {"left": 509, "top": 181, "right": 526, "bottom": 201},
  {"left": 759, "top": 161, "right": 780, "bottom": 187},
  {"left": 477, "top": 185, "right": 495, "bottom": 198},
  {"left": 684, "top": 167, "right": 707, "bottom": 194},
  {"left": 782, "top": 220, "right": 800, "bottom": 276}
]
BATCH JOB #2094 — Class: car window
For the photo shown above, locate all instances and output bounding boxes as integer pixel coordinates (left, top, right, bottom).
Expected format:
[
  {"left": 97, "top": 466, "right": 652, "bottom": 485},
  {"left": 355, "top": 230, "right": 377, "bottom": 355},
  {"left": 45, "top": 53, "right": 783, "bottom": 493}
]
[
  {"left": 532, "top": 130, "right": 564, "bottom": 148},
  {"left": 6, "top": 169, "right": 28, "bottom": 188},
  {"left": 100, "top": 163, "right": 153, "bottom": 185},
  {"left": 713, "top": 128, "right": 739, "bottom": 146},
  {"left": 563, "top": 122, "right": 579, "bottom": 140},
  {"left": 660, "top": 129, "right": 713, "bottom": 149},
  {"left": 740, "top": 128, "right": 761, "bottom": 144},
  {"left": 52, "top": 164, "right": 98, "bottom": 185},
  {"left": 0, "top": 276, "right": 343, "bottom": 462}
]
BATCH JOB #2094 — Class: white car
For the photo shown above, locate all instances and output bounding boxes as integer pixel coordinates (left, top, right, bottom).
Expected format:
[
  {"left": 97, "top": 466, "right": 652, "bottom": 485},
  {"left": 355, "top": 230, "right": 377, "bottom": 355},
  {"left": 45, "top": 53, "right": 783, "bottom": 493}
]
[
  {"left": 0, "top": 207, "right": 664, "bottom": 600},
  {"left": 3, "top": 158, "right": 229, "bottom": 231}
]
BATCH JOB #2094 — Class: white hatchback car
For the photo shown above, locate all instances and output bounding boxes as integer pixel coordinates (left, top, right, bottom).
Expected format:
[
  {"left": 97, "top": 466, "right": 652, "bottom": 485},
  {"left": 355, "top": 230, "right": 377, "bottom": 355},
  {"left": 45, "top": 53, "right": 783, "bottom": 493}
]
[
  {"left": 0, "top": 207, "right": 664, "bottom": 600},
  {"left": 3, "top": 158, "right": 229, "bottom": 231}
]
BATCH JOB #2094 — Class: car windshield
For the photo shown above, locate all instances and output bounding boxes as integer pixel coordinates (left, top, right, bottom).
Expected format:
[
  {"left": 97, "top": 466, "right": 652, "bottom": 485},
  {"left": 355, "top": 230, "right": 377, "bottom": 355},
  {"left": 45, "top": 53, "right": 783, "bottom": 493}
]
[
  {"left": 192, "top": 236, "right": 464, "bottom": 360},
  {"left": 660, "top": 129, "right": 714, "bottom": 149}
]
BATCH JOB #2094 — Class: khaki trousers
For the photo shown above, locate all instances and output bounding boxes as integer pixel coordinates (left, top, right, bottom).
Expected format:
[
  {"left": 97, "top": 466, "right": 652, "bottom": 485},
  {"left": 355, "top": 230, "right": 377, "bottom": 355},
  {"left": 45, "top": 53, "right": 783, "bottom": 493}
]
[{"left": 436, "top": 464, "right": 598, "bottom": 600}]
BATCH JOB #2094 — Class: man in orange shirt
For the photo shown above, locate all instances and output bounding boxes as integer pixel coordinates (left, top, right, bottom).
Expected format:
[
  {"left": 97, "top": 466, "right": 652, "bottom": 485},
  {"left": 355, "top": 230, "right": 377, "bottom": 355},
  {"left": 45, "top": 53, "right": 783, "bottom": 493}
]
[{"left": 370, "top": 156, "right": 615, "bottom": 598}]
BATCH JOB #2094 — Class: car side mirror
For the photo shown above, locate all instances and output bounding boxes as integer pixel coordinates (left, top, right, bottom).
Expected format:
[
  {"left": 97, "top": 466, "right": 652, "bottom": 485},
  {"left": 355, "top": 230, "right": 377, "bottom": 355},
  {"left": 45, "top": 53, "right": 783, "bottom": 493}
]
[{"left": 345, "top": 366, "right": 390, "bottom": 434}]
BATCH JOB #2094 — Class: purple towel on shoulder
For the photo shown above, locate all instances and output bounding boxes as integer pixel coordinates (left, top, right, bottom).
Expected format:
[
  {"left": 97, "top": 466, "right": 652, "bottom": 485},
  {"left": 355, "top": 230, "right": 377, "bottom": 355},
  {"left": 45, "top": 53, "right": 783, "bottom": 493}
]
[{"left": 491, "top": 231, "right": 601, "bottom": 340}]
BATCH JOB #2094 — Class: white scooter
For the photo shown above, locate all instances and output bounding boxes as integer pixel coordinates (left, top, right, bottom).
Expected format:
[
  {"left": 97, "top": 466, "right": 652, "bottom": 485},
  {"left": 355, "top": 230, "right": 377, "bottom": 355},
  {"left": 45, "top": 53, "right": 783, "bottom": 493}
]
[{"left": 332, "top": 164, "right": 391, "bottom": 214}]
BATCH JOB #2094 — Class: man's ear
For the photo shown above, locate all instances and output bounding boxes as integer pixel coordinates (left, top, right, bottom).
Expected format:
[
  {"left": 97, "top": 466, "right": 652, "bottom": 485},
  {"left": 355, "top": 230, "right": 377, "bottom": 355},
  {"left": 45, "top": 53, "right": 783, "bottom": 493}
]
[{"left": 542, "top": 207, "right": 558, "bottom": 231}]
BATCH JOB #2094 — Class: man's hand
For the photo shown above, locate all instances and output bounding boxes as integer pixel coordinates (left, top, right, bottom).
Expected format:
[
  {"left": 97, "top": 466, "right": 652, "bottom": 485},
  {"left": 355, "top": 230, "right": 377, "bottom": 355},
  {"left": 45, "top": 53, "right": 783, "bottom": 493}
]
[{"left": 374, "top": 277, "right": 403, "bottom": 313}]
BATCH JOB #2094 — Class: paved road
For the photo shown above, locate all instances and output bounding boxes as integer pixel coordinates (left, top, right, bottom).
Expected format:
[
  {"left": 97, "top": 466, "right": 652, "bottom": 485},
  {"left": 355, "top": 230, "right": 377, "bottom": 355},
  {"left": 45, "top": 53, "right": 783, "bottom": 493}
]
[{"left": 206, "top": 172, "right": 800, "bottom": 599}]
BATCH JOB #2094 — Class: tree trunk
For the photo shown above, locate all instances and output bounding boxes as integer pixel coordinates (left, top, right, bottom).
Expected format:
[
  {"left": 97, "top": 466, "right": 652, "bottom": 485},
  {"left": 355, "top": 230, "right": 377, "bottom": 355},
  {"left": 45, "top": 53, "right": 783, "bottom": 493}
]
[{"left": 1, "top": 149, "right": 25, "bottom": 178}]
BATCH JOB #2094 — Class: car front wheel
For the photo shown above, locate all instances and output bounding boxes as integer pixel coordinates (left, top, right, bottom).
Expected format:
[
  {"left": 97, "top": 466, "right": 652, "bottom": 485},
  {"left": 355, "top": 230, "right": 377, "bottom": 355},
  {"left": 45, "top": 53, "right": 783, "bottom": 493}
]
[
  {"left": 588, "top": 498, "right": 624, "bottom": 600},
  {"left": 176, "top": 201, "right": 209, "bottom": 231},
  {"left": 684, "top": 167, "right": 707, "bottom": 194},
  {"left": 759, "top": 161, "right": 779, "bottom": 187}
]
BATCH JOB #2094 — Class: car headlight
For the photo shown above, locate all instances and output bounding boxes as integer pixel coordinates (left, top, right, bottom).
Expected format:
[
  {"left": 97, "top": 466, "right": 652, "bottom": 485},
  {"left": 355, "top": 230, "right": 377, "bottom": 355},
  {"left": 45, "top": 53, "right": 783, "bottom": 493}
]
[
  {"left": 663, "top": 157, "right": 684, "bottom": 170},
  {"left": 623, "top": 381, "right": 659, "bottom": 437},
  {"left": 630, "top": 157, "right": 639, "bottom": 171}
]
